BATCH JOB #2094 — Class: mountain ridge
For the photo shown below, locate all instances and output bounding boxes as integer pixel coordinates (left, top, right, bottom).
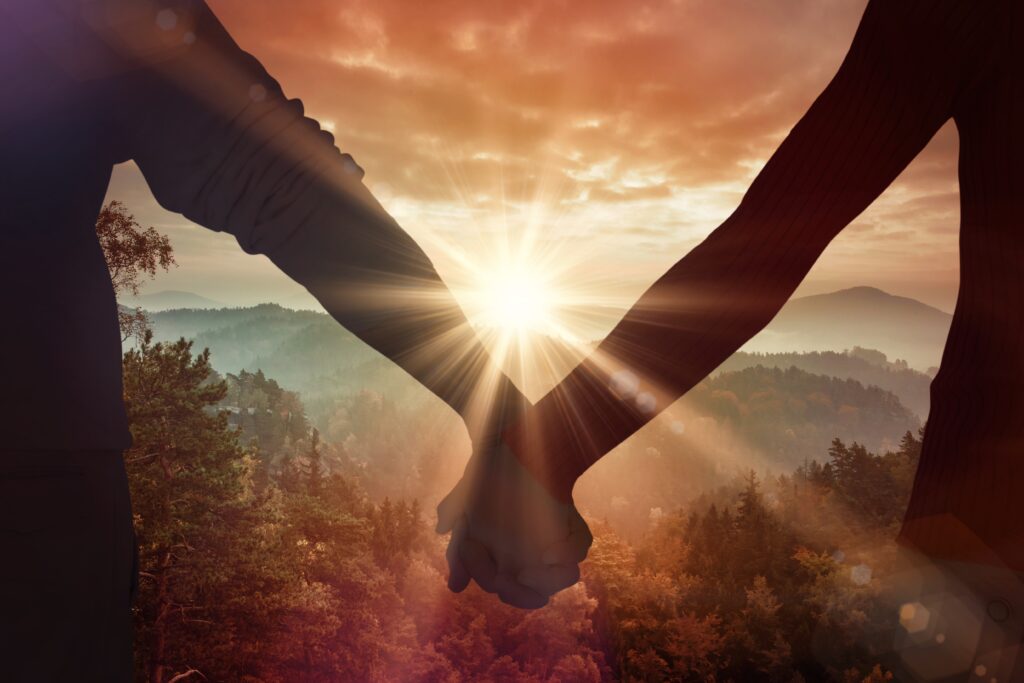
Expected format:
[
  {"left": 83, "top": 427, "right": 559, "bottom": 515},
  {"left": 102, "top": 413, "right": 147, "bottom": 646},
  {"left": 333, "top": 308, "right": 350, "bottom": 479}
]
[
  {"left": 142, "top": 284, "right": 953, "bottom": 374},
  {"left": 745, "top": 286, "right": 952, "bottom": 370},
  {"left": 123, "top": 289, "right": 226, "bottom": 311}
]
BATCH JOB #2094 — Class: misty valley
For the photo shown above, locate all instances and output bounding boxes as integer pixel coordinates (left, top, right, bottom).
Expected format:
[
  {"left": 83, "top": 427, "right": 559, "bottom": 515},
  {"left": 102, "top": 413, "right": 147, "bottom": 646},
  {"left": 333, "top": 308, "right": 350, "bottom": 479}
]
[{"left": 120, "top": 290, "right": 941, "bottom": 681}]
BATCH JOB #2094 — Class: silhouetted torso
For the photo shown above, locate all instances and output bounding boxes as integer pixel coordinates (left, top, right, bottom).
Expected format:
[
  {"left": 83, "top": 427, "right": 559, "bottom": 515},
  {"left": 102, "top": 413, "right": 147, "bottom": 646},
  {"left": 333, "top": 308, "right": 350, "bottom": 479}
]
[
  {"left": 1, "top": 13, "right": 129, "bottom": 447},
  {"left": 908, "top": 8, "right": 1024, "bottom": 564}
]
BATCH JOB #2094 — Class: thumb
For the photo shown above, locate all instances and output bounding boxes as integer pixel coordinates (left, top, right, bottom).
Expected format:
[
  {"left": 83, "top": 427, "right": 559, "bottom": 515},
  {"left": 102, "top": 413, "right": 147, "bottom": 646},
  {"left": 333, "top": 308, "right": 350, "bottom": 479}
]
[{"left": 435, "top": 481, "right": 466, "bottom": 534}]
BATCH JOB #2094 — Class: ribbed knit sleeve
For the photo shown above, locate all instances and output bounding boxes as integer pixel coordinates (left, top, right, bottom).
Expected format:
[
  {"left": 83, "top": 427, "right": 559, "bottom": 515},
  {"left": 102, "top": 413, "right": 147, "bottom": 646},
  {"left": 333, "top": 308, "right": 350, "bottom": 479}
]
[{"left": 503, "top": 0, "right": 992, "bottom": 502}]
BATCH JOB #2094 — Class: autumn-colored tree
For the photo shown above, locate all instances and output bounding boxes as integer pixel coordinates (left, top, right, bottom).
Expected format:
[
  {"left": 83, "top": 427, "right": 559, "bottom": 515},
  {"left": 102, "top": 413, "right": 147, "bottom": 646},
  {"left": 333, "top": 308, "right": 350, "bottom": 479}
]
[
  {"left": 115, "top": 293, "right": 923, "bottom": 683},
  {"left": 727, "top": 575, "right": 792, "bottom": 679},
  {"left": 369, "top": 497, "right": 424, "bottom": 583},
  {"left": 123, "top": 332, "right": 293, "bottom": 682},
  {"left": 96, "top": 200, "right": 175, "bottom": 339},
  {"left": 223, "top": 368, "right": 310, "bottom": 453}
]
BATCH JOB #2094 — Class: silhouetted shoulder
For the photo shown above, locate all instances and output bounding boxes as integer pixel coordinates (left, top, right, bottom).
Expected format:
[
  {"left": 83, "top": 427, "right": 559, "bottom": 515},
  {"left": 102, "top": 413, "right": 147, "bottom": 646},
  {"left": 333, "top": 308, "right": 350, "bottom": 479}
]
[{"left": 1, "top": 0, "right": 204, "bottom": 81}]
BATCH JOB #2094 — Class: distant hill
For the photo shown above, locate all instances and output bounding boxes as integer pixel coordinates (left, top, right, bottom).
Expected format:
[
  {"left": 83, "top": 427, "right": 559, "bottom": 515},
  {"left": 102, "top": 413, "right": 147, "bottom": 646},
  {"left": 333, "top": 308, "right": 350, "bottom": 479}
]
[
  {"left": 278, "top": 291, "right": 325, "bottom": 312},
  {"left": 124, "top": 290, "right": 225, "bottom": 311},
  {"left": 143, "top": 305, "right": 926, "bottom": 443},
  {"left": 147, "top": 299, "right": 941, "bottom": 424},
  {"left": 716, "top": 348, "right": 933, "bottom": 419},
  {"left": 142, "top": 285, "right": 949, "bottom": 384},
  {"left": 576, "top": 364, "right": 920, "bottom": 539},
  {"left": 146, "top": 303, "right": 587, "bottom": 406},
  {"left": 689, "top": 365, "right": 919, "bottom": 465},
  {"left": 745, "top": 286, "right": 952, "bottom": 371},
  {"left": 147, "top": 304, "right": 437, "bottom": 425},
  {"left": 148, "top": 303, "right": 321, "bottom": 344},
  {"left": 144, "top": 302, "right": 925, "bottom": 539}
]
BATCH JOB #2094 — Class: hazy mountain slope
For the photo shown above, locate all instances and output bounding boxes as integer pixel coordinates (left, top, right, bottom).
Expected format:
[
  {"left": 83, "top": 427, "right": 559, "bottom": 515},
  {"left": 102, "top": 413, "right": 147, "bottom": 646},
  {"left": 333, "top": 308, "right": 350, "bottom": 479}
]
[
  {"left": 745, "top": 286, "right": 952, "bottom": 370},
  {"left": 142, "top": 301, "right": 937, "bottom": 428},
  {"left": 716, "top": 348, "right": 933, "bottom": 418},
  {"left": 577, "top": 365, "right": 920, "bottom": 539},
  {"left": 145, "top": 285, "right": 950, "bottom": 396},
  {"left": 149, "top": 304, "right": 326, "bottom": 355},
  {"left": 148, "top": 305, "right": 433, "bottom": 424},
  {"left": 689, "top": 365, "right": 919, "bottom": 464},
  {"left": 144, "top": 303, "right": 924, "bottom": 541},
  {"left": 123, "top": 290, "right": 225, "bottom": 311}
]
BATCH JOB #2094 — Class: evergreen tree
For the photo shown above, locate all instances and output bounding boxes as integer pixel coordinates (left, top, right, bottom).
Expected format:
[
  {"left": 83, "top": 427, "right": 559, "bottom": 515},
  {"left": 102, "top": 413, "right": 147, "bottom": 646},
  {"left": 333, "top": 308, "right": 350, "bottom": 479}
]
[{"left": 123, "top": 332, "right": 292, "bottom": 682}]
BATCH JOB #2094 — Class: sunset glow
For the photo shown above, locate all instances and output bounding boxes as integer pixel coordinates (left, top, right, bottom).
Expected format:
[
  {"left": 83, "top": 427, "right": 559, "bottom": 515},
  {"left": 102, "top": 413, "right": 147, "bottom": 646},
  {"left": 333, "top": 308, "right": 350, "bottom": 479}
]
[
  {"left": 449, "top": 235, "right": 593, "bottom": 400},
  {"left": 111, "top": 0, "right": 962, "bottom": 314},
  {"left": 474, "top": 266, "right": 556, "bottom": 334}
]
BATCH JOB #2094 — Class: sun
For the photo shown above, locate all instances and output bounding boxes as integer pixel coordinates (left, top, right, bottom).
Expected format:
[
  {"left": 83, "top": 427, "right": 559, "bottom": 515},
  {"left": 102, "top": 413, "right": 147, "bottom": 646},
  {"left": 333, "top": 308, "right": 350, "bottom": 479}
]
[
  {"left": 478, "top": 268, "right": 555, "bottom": 334},
  {"left": 404, "top": 169, "right": 639, "bottom": 399},
  {"left": 450, "top": 252, "right": 588, "bottom": 399},
  {"left": 464, "top": 261, "right": 576, "bottom": 402}
]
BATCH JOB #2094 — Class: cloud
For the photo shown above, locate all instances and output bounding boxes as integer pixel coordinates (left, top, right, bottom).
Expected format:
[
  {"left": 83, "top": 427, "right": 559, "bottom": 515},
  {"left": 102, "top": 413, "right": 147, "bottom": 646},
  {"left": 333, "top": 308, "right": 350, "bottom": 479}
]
[
  {"left": 208, "top": 0, "right": 874, "bottom": 200},
  {"left": 112, "top": 0, "right": 962, "bottom": 313}
]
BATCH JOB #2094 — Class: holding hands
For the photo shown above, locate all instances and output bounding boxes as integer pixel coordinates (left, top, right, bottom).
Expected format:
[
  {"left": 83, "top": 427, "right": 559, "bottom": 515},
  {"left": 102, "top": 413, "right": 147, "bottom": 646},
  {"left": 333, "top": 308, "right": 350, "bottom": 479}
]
[{"left": 435, "top": 401, "right": 592, "bottom": 609}]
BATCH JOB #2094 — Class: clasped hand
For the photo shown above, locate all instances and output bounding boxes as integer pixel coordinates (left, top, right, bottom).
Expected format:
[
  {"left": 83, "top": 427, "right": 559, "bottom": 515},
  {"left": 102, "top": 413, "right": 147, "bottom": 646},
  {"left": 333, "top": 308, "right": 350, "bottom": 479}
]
[{"left": 435, "top": 437, "right": 592, "bottom": 609}]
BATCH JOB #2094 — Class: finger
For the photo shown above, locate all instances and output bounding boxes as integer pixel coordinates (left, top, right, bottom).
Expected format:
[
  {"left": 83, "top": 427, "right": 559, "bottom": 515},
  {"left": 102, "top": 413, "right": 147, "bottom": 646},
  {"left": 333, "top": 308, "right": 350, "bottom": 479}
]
[
  {"left": 495, "top": 573, "right": 549, "bottom": 610},
  {"left": 445, "top": 517, "right": 470, "bottom": 593},
  {"left": 569, "top": 506, "right": 593, "bottom": 549},
  {"left": 542, "top": 510, "right": 593, "bottom": 565},
  {"left": 460, "top": 538, "right": 499, "bottom": 594},
  {"left": 447, "top": 549, "right": 471, "bottom": 593},
  {"left": 435, "top": 483, "right": 465, "bottom": 534},
  {"left": 517, "top": 563, "right": 581, "bottom": 596}
]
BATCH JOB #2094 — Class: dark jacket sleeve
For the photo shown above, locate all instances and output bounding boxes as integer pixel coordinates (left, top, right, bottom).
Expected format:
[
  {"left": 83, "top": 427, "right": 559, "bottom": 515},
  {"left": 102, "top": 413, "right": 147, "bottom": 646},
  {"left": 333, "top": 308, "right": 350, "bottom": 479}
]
[
  {"left": 503, "top": 0, "right": 992, "bottom": 502},
  {"left": 92, "top": 0, "right": 521, "bottom": 424},
  {"left": 95, "top": 0, "right": 368, "bottom": 259}
]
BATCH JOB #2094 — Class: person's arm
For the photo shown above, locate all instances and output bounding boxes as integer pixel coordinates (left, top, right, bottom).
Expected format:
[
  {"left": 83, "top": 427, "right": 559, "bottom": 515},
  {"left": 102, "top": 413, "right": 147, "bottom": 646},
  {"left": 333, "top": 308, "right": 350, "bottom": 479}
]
[
  {"left": 45, "top": 0, "right": 580, "bottom": 607},
  {"left": 86, "top": 0, "right": 525, "bottom": 442},
  {"left": 503, "top": 0, "right": 993, "bottom": 502}
]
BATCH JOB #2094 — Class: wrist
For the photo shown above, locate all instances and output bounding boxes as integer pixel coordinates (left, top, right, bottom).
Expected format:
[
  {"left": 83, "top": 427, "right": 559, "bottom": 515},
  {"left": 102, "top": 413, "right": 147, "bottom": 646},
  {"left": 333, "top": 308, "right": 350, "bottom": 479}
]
[
  {"left": 462, "top": 376, "right": 528, "bottom": 450},
  {"left": 500, "top": 417, "right": 578, "bottom": 505}
]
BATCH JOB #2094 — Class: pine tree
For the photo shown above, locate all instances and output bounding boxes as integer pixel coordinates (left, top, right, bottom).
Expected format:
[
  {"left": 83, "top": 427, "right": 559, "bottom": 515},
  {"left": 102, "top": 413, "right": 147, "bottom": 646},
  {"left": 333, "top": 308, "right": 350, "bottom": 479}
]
[{"left": 124, "top": 332, "right": 290, "bottom": 682}]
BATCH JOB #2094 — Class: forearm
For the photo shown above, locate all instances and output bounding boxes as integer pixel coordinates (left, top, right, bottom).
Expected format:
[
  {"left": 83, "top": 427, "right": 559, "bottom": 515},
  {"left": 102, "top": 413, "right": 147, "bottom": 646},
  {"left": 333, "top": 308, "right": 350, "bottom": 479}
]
[
  {"left": 101, "top": 1, "right": 525, "bottom": 435},
  {"left": 264, "top": 177, "right": 527, "bottom": 436},
  {"left": 502, "top": 207, "right": 826, "bottom": 500}
]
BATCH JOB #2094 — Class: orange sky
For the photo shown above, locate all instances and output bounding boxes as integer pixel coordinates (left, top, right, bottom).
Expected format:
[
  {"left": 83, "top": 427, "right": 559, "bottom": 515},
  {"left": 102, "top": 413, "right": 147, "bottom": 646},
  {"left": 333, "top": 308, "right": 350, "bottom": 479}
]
[{"left": 108, "top": 0, "right": 962, "bottom": 324}]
